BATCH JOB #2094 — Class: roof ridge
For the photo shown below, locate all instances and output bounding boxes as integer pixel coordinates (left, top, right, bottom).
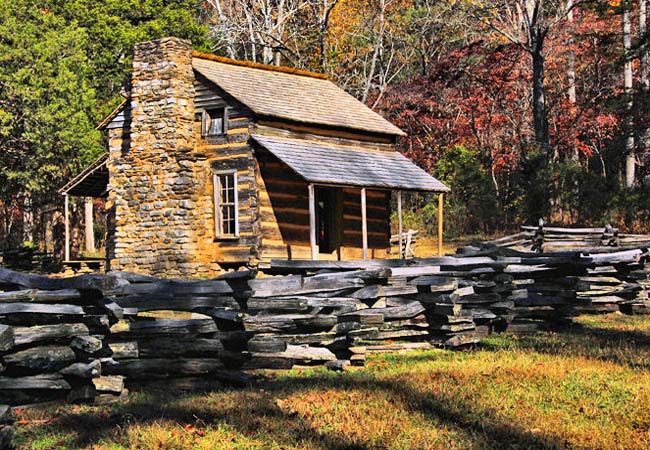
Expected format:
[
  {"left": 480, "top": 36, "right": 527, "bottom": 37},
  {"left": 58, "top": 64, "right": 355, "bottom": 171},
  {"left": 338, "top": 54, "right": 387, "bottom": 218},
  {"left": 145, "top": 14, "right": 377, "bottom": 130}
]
[{"left": 191, "top": 51, "right": 329, "bottom": 80}]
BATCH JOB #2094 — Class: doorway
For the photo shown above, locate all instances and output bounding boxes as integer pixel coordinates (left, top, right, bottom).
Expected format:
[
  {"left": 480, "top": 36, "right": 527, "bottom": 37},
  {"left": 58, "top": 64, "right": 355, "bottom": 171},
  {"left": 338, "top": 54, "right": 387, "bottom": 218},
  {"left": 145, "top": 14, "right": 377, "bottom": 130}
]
[{"left": 316, "top": 187, "right": 342, "bottom": 254}]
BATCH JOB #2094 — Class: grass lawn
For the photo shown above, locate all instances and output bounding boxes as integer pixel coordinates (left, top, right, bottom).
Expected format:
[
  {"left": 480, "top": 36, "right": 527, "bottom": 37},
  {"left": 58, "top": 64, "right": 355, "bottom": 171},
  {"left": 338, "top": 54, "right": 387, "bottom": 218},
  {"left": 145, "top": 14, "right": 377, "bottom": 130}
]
[{"left": 13, "top": 313, "right": 650, "bottom": 450}]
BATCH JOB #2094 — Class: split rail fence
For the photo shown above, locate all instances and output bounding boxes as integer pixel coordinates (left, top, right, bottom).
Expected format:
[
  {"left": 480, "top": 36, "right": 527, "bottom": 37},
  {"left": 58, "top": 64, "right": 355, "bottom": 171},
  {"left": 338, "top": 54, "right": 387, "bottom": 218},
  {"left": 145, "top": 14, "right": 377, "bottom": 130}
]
[{"left": 0, "top": 240, "right": 648, "bottom": 415}]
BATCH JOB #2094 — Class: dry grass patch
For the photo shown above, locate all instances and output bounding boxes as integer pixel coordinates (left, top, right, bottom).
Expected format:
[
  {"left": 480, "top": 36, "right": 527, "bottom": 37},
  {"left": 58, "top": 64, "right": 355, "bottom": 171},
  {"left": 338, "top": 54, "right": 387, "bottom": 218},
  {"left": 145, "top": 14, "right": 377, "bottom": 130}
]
[{"left": 13, "top": 313, "right": 650, "bottom": 450}]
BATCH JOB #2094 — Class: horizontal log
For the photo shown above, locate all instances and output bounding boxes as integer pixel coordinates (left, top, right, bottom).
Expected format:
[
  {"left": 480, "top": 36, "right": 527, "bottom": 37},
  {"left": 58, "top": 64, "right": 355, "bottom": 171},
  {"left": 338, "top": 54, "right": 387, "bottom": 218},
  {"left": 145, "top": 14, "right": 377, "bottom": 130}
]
[
  {"left": 138, "top": 338, "right": 225, "bottom": 358},
  {"left": 247, "top": 297, "right": 309, "bottom": 312},
  {"left": 3, "top": 346, "right": 76, "bottom": 373},
  {"left": 338, "top": 312, "right": 384, "bottom": 324},
  {"left": 282, "top": 344, "right": 337, "bottom": 362},
  {"left": 587, "top": 249, "right": 646, "bottom": 264},
  {"left": 470, "top": 309, "right": 498, "bottom": 321},
  {"left": 242, "top": 355, "right": 294, "bottom": 370},
  {"left": 0, "top": 289, "right": 83, "bottom": 304},
  {"left": 362, "top": 302, "right": 425, "bottom": 320},
  {"left": 0, "top": 374, "right": 71, "bottom": 390},
  {"left": 513, "top": 306, "right": 575, "bottom": 319},
  {"left": 112, "top": 319, "right": 219, "bottom": 337},
  {"left": 512, "top": 294, "right": 572, "bottom": 307},
  {"left": 249, "top": 274, "right": 365, "bottom": 297},
  {"left": 364, "top": 329, "right": 430, "bottom": 340},
  {"left": 103, "top": 358, "right": 225, "bottom": 379},
  {"left": 111, "top": 295, "right": 240, "bottom": 311},
  {"left": 293, "top": 315, "right": 337, "bottom": 331},
  {"left": 0, "top": 268, "right": 124, "bottom": 292},
  {"left": 276, "top": 331, "right": 338, "bottom": 345},
  {"left": 389, "top": 266, "right": 441, "bottom": 277},
  {"left": 503, "top": 265, "right": 555, "bottom": 274},
  {"left": 454, "top": 293, "right": 503, "bottom": 304},
  {"left": 310, "top": 269, "right": 392, "bottom": 282},
  {"left": 242, "top": 315, "right": 298, "bottom": 333},
  {"left": 247, "top": 335, "right": 288, "bottom": 353},
  {"left": 0, "top": 303, "right": 84, "bottom": 316},
  {"left": 304, "top": 297, "right": 366, "bottom": 310},
  {"left": 520, "top": 225, "right": 614, "bottom": 234},
  {"left": 114, "top": 279, "right": 234, "bottom": 296},
  {"left": 333, "top": 321, "right": 362, "bottom": 334},
  {"left": 429, "top": 322, "right": 475, "bottom": 332},
  {"left": 352, "top": 285, "right": 418, "bottom": 300}
]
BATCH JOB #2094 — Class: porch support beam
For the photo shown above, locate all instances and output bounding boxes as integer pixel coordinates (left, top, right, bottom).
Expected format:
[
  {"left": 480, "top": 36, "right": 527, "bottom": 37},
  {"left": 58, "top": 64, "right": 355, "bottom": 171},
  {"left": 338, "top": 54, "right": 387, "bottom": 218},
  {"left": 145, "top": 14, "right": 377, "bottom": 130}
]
[
  {"left": 438, "top": 193, "right": 444, "bottom": 256},
  {"left": 397, "top": 190, "right": 403, "bottom": 259},
  {"left": 64, "top": 194, "right": 70, "bottom": 261},
  {"left": 361, "top": 187, "right": 368, "bottom": 260},
  {"left": 308, "top": 183, "right": 317, "bottom": 260},
  {"left": 84, "top": 197, "right": 94, "bottom": 254}
]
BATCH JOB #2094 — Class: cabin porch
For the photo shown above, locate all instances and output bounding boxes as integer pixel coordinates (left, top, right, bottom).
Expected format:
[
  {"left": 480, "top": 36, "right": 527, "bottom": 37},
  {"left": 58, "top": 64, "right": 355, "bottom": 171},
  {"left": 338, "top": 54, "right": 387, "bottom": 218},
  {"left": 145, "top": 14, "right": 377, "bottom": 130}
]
[
  {"left": 58, "top": 155, "right": 108, "bottom": 272},
  {"left": 252, "top": 134, "right": 450, "bottom": 262}
]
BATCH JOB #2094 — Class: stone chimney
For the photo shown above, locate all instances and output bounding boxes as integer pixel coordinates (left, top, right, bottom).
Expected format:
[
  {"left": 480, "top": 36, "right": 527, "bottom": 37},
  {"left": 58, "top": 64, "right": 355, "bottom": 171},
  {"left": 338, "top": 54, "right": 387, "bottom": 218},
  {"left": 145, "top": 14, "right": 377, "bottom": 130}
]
[
  {"left": 130, "top": 37, "right": 195, "bottom": 159},
  {"left": 108, "top": 37, "right": 215, "bottom": 277}
]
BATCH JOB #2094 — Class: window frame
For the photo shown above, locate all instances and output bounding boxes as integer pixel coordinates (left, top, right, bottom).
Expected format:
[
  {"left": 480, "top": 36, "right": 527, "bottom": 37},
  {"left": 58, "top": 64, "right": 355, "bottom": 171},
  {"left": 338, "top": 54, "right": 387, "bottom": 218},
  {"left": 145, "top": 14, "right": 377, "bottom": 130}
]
[
  {"left": 201, "top": 107, "right": 228, "bottom": 137},
  {"left": 213, "top": 170, "right": 239, "bottom": 239}
]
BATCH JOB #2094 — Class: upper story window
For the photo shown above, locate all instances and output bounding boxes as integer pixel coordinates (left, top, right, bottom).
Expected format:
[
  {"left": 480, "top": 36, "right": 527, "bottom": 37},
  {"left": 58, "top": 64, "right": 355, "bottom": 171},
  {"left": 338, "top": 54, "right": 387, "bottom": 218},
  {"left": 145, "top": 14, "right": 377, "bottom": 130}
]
[
  {"left": 202, "top": 108, "right": 228, "bottom": 137},
  {"left": 213, "top": 170, "right": 239, "bottom": 238}
]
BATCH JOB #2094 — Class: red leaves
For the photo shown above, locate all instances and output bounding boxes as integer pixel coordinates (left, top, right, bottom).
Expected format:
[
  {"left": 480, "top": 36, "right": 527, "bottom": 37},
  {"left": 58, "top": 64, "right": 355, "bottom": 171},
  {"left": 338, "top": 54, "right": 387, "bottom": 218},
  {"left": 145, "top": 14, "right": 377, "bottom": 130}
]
[{"left": 376, "top": 9, "right": 626, "bottom": 175}]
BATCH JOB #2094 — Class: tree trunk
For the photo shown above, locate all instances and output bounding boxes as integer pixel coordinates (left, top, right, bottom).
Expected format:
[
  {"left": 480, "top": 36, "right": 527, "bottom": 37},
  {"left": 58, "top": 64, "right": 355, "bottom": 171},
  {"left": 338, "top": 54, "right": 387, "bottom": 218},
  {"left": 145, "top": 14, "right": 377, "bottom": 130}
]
[
  {"left": 531, "top": 30, "right": 551, "bottom": 159},
  {"left": 623, "top": 3, "right": 635, "bottom": 188},
  {"left": 641, "top": 0, "right": 648, "bottom": 89},
  {"left": 567, "top": 0, "right": 579, "bottom": 161},
  {"left": 22, "top": 193, "right": 33, "bottom": 244},
  {"left": 640, "top": 0, "right": 649, "bottom": 179},
  {"left": 361, "top": 0, "right": 385, "bottom": 103}
]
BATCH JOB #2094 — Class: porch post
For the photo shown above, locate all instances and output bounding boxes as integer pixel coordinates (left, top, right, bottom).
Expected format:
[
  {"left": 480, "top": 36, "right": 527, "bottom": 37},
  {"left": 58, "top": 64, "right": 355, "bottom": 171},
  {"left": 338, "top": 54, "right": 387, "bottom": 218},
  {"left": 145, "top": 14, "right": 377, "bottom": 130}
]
[
  {"left": 397, "top": 190, "right": 403, "bottom": 259},
  {"left": 64, "top": 194, "right": 70, "bottom": 261},
  {"left": 308, "top": 183, "right": 317, "bottom": 260},
  {"left": 438, "top": 193, "right": 444, "bottom": 256},
  {"left": 84, "top": 197, "right": 94, "bottom": 254},
  {"left": 361, "top": 188, "right": 368, "bottom": 260}
]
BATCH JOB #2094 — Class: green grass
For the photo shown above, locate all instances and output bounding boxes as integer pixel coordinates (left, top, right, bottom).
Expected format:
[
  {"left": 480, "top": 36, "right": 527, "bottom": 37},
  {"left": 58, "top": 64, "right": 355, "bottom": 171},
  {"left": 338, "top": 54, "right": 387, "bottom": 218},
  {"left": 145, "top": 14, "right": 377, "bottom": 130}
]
[{"left": 13, "top": 313, "right": 650, "bottom": 449}]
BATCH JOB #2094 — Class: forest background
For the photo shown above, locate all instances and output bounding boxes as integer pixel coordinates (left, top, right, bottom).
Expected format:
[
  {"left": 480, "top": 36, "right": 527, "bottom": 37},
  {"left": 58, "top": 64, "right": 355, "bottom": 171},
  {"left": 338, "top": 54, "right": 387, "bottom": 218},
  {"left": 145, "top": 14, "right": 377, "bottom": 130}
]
[{"left": 0, "top": 0, "right": 649, "bottom": 256}]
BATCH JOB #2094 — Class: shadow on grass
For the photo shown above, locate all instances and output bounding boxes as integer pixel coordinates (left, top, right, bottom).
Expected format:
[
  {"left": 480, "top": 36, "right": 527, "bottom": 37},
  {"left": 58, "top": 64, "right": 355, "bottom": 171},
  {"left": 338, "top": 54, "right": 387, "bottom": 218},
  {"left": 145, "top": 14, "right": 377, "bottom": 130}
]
[
  {"left": 21, "top": 320, "right": 649, "bottom": 449},
  {"left": 34, "top": 370, "right": 567, "bottom": 450},
  {"left": 479, "top": 320, "right": 650, "bottom": 370}
]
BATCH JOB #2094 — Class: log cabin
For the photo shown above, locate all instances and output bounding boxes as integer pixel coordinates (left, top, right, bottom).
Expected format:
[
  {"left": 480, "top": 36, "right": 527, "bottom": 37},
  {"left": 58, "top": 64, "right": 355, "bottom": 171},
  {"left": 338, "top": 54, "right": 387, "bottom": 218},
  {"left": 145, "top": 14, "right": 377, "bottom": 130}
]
[{"left": 59, "top": 37, "right": 449, "bottom": 277}]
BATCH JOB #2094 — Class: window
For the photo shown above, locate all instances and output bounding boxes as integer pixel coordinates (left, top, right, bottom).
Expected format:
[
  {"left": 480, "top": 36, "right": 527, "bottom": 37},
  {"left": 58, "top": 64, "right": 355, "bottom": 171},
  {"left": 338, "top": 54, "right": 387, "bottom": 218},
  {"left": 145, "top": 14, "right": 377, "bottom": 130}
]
[
  {"left": 213, "top": 171, "right": 239, "bottom": 238},
  {"left": 202, "top": 108, "right": 228, "bottom": 136}
]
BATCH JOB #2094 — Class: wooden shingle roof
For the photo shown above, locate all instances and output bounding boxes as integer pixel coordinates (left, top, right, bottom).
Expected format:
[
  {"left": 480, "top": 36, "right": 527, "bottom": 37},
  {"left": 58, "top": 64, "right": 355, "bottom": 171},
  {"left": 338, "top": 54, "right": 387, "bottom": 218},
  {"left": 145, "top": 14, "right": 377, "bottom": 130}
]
[
  {"left": 252, "top": 135, "right": 449, "bottom": 192},
  {"left": 192, "top": 54, "right": 405, "bottom": 137}
]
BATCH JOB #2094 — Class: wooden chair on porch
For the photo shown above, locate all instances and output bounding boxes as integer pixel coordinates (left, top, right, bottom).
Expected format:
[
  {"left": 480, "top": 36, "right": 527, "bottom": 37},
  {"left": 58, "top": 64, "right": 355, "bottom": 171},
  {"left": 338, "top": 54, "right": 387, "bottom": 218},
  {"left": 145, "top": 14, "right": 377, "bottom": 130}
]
[{"left": 390, "top": 229, "right": 419, "bottom": 259}]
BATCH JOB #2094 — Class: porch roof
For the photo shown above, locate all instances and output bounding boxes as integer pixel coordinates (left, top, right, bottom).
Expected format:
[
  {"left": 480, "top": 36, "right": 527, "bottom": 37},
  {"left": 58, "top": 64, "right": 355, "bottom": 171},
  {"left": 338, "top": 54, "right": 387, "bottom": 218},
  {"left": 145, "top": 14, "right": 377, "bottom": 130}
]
[
  {"left": 251, "top": 135, "right": 450, "bottom": 192},
  {"left": 59, "top": 154, "right": 109, "bottom": 197}
]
